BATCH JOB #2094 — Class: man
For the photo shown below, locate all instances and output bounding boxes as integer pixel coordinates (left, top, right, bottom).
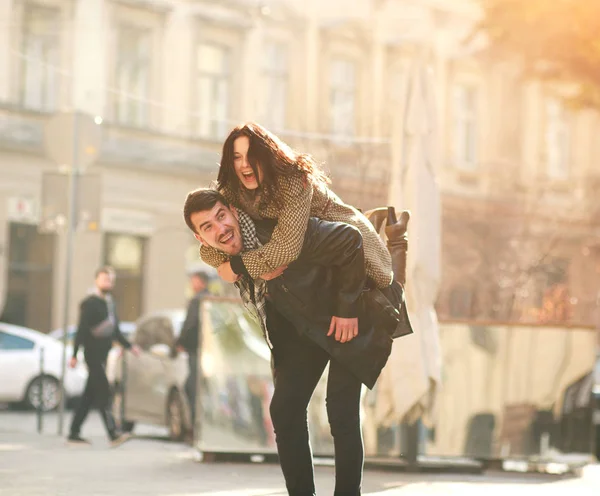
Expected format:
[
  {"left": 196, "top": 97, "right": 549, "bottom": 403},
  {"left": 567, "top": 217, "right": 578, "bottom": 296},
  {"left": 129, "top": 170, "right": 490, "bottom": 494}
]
[
  {"left": 175, "top": 270, "right": 209, "bottom": 432},
  {"left": 68, "top": 266, "right": 140, "bottom": 447},
  {"left": 183, "top": 189, "right": 402, "bottom": 496}
]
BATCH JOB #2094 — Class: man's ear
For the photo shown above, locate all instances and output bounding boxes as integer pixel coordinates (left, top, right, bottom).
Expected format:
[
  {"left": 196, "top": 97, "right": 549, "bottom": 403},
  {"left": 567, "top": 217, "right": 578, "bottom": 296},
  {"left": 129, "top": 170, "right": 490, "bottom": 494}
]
[{"left": 194, "top": 233, "right": 207, "bottom": 246}]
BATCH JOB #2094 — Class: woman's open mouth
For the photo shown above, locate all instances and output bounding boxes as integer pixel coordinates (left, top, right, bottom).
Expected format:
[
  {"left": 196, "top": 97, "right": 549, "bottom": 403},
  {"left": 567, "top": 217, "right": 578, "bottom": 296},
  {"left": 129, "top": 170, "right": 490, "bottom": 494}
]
[{"left": 241, "top": 171, "right": 256, "bottom": 182}]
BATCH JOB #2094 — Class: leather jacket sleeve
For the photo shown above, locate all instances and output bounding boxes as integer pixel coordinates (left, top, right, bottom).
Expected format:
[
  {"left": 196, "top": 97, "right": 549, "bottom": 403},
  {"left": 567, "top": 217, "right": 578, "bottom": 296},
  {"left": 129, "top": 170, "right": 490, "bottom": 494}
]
[{"left": 296, "top": 218, "right": 367, "bottom": 318}]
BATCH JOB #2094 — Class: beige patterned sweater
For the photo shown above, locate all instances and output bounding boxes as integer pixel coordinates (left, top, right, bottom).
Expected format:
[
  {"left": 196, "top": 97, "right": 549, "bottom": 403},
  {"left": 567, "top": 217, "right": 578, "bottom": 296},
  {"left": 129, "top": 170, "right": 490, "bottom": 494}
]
[{"left": 199, "top": 174, "right": 393, "bottom": 288}]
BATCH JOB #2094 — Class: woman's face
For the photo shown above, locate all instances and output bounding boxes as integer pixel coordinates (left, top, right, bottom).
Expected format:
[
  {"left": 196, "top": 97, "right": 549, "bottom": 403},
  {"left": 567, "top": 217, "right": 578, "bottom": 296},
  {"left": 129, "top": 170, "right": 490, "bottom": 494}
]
[{"left": 233, "top": 136, "right": 262, "bottom": 190}]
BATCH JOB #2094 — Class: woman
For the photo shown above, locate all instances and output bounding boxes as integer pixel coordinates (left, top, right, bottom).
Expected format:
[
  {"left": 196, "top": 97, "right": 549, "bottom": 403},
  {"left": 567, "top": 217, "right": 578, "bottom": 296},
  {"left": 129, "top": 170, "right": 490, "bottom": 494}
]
[{"left": 200, "top": 122, "right": 393, "bottom": 288}]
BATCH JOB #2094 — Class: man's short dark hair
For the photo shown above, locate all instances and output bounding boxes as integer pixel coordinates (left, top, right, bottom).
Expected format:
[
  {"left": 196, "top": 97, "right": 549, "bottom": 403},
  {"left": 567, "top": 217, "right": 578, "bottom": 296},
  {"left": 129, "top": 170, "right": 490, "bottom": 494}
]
[
  {"left": 95, "top": 266, "right": 115, "bottom": 278},
  {"left": 183, "top": 188, "right": 231, "bottom": 234},
  {"left": 190, "top": 271, "right": 210, "bottom": 285}
]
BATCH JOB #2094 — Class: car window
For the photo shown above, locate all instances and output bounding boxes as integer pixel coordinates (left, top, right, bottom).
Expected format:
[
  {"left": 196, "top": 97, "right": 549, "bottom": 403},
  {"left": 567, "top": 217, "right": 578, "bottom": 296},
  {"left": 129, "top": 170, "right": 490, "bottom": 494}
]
[
  {"left": 133, "top": 317, "right": 175, "bottom": 351},
  {"left": 0, "top": 331, "right": 35, "bottom": 350}
]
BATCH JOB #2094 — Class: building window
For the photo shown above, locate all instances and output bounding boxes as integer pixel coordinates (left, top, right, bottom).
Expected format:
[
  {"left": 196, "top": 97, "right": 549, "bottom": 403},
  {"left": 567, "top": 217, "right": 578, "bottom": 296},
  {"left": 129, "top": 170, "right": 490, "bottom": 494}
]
[
  {"left": 115, "top": 25, "right": 151, "bottom": 128},
  {"left": 330, "top": 58, "right": 357, "bottom": 137},
  {"left": 20, "top": 5, "right": 60, "bottom": 111},
  {"left": 104, "top": 233, "right": 145, "bottom": 322},
  {"left": 545, "top": 98, "right": 570, "bottom": 179},
  {"left": 261, "top": 42, "right": 288, "bottom": 131},
  {"left": 452, "top": 84, "right": 478, "bottom": 169},
  {"left": 1, "top": 224, "right": 54, "bottom": 332},
  {"left": 195, "top": 43, "right": 230, "bottom": 139}
]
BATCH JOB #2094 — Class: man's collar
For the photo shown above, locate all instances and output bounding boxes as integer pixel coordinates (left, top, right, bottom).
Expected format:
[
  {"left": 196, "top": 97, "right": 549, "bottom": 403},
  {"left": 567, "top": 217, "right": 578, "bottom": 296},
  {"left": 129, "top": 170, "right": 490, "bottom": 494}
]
[{"left": 237, "top": 210, "right": 258, "bottom": 252}]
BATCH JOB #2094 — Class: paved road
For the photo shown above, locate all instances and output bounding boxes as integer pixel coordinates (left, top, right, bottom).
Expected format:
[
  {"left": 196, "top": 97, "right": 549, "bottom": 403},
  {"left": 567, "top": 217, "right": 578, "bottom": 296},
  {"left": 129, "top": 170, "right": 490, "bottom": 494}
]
[{"left": 1, "top": 410, "right": 599, "bottom": 496}]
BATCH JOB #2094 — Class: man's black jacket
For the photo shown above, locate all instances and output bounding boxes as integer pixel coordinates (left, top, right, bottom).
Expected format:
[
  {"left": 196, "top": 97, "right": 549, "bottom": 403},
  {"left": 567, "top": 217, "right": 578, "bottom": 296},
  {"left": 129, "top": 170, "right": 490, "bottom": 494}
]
[
  {"left": 237, "top": 217, "right": 401, "bottom": 389},
  {"left": 72, "top": 294, "right": 131, "bottom": 364}
]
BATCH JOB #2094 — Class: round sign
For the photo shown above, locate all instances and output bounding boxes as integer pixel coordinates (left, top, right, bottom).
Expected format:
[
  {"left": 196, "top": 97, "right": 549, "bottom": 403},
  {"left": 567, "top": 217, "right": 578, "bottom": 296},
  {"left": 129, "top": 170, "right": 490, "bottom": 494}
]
[{"left": 44, "top": 111, "right": 102, "bottom": 171}]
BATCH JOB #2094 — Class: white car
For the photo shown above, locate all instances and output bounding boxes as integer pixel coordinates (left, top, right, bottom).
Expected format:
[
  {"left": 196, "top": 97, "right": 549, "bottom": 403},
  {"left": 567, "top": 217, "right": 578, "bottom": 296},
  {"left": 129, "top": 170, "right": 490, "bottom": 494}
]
[{"left": 0, "top": 323, "right": 88, "bottom": 411}]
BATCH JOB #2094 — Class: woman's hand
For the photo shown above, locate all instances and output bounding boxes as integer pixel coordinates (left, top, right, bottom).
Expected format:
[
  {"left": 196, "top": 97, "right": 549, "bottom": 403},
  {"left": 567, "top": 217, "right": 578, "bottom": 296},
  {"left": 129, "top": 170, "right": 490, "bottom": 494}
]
[
  {"left": 260, "top": 265, "right": 288, "bottom": 281},
  {"left": 217, "top": 262, "right": 240, "bottom": 283},
  {"left": 327, "top": 316, "right": 358, "bottom": 343}
]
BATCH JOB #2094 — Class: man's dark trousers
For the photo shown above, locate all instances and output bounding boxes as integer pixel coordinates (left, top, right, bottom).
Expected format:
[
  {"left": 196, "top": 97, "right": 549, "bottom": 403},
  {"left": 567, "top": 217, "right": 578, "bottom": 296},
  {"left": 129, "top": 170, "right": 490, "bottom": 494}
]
[
  {"left": 69, "top": 355, "right": 117, "bottom": 439},
  {"left": 266, "top": 303, "right": 363, "bottom": 496}
]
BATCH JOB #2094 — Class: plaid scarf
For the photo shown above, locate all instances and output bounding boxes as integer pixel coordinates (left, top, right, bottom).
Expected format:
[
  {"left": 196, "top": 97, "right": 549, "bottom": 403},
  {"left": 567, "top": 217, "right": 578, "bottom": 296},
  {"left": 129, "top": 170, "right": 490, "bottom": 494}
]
[{"left": 235, "top": 211, "right": 271, "bottom": 348}]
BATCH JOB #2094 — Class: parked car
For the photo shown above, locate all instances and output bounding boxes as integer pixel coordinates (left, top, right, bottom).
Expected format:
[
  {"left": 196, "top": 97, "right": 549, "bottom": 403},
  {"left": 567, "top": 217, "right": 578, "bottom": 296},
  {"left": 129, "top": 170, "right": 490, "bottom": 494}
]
[
  {"left": 108, "top": 310, "right": 191, "bottom": 441},
  {"left": 0, "top": 323, "right": 88, "bottom": 411},
  {"left": 49, "top": 322, "right": 135, "bottom": 346}
]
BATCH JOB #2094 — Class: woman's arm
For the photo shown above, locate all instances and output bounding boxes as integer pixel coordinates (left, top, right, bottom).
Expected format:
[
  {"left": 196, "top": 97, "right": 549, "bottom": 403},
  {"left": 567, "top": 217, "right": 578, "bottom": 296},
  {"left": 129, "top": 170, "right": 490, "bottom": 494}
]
[
  {"left": 200, "top": 244, "right": 229, "bottom": 268},
  {"left": 232, "top": 175, "right": 313, "bottom": 279}
]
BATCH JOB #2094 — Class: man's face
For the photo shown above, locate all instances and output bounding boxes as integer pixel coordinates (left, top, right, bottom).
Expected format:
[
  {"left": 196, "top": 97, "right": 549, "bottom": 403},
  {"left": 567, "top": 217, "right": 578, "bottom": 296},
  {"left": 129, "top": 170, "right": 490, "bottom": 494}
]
[
  {"left": 191, "top": 202, "right": 243, "bottom": 256},
  {"left": 190, "top": 274, "right": 206, "bottom": 293},
  {"left": 96, "top": 271, "right": 115, "bottom": 293}
]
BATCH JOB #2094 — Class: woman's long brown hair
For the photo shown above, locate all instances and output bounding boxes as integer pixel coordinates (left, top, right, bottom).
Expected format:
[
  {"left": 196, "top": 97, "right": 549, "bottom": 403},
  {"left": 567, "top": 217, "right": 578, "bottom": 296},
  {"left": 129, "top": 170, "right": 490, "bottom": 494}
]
[{"left": 217, "top": 122, "right": 330, "bottom": 209}]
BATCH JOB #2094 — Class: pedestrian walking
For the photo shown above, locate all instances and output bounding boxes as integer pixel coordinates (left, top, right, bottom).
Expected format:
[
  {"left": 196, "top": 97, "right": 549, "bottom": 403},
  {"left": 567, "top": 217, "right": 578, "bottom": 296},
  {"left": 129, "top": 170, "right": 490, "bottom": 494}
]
[
  {"left": 67, "top": 266, "right": 140, "bottom": 447},
  {"left": 174, "top": 270, "right": 209, "bottom": 436}
]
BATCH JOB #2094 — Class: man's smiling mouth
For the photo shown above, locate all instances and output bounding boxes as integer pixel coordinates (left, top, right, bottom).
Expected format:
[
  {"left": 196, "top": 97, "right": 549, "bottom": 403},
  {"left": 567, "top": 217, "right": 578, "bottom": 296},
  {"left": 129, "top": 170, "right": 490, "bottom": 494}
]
[{"left": 219, "top": 232, "right": 234, "bottom": 244}]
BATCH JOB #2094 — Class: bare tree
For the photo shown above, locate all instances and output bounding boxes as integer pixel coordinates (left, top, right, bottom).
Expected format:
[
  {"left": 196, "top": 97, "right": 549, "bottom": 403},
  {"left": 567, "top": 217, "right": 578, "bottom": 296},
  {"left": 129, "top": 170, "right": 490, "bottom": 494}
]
[{"left": 438, "top": 162, "right": 586, "bottom": 325}]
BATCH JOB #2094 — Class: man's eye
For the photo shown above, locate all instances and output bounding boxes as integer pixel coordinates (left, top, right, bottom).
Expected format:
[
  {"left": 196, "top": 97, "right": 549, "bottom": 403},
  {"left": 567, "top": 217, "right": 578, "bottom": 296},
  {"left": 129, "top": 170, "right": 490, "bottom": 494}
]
[
  {"left": 203, "top": 225, "right": 211, "bottom": 232},
  {"left": 217, "top": 213, "right": 225, "bottom": 220}
]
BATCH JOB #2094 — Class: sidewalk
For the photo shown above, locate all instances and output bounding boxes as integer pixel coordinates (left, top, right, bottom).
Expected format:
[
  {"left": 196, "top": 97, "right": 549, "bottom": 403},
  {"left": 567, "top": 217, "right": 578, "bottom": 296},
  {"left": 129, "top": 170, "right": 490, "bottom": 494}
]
[{"left": 1, "top": 411, "right": 599, "bottom": 495}]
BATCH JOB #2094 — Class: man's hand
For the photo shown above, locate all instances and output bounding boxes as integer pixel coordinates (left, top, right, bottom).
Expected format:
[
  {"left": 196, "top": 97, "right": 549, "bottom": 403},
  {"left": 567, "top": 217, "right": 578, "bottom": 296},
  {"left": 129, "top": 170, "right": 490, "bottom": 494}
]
[
  {"left": 130, "top": 345, "right": 141, "bottom": 357},
  {"left": 327, "top": 316, "right": 359, "bottom": 343},
  {"left": 69, "top": 357, "right": 78, "bottom": 369},
  {"left": 260, "top": 265, "right": 288, "bottom": 281},
  {"left": 218, "top": 261, "right": 240, "bottom": 283}
]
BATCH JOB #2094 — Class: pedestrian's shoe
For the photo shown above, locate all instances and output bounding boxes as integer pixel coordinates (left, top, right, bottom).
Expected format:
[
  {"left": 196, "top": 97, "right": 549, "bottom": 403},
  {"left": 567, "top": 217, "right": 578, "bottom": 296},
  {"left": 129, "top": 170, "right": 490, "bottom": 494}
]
[
  {"left": 67, "top": 434, "right": 91, "bottom": 446},
  {"left": 110, "top": 432, "right": 132, "bottom": 448}
]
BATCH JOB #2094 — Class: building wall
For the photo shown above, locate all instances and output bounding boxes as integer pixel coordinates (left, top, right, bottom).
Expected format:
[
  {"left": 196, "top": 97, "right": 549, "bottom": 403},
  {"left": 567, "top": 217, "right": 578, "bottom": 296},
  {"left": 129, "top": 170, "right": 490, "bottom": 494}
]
[{"left": 0, "top": 0, "right": 598, "bottom": 331}]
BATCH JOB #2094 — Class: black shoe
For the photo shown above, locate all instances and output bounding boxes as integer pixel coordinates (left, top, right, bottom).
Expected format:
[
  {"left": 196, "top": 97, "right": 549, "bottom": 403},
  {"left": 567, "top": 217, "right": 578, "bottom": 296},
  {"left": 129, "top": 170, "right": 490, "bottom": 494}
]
[
  {"left": 67, "top": 434, "right": 91, "bottom": 446},
  {"left": 110, "top": 432, "right": 132, "bottom": 448}
]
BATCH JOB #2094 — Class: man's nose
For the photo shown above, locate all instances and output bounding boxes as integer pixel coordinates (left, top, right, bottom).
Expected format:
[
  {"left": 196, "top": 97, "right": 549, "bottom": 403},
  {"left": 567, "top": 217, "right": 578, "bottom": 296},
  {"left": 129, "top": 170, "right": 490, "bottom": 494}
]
[{"left": 217, "top": 223, "right": 228, "bottom": 237}]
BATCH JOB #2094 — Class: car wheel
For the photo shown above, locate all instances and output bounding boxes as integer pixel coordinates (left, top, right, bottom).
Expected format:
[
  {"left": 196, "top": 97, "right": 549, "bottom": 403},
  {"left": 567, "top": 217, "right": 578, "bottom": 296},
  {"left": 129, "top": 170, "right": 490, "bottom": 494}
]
[
  {"left": 25, "top": 375, "right": 61, "bottom": 411},
  {"left": 112, "top": 384, "right": 135, "bottom": 433},
  {"left": 167, "top": 391, "right": 185, "bottom": 442}
]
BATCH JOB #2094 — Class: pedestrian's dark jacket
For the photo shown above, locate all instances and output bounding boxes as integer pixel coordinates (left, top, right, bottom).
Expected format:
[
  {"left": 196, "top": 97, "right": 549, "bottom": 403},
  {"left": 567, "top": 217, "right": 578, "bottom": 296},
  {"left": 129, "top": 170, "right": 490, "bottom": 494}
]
[
  {"left": 232, "top": 217, "right": 404, "bottom": 389},
  {"left": 176, "top": 291, "right": 206, "bottom": 353},
  {"left": 72, "top": 294, "right": 131, "bottom": 363}
]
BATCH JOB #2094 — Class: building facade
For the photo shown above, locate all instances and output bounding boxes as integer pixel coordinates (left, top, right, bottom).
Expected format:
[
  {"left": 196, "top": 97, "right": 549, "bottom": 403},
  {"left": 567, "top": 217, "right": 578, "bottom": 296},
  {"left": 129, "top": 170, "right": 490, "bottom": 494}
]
[{"left": 0, "top": 0, "right": 598, "bottom": 331}]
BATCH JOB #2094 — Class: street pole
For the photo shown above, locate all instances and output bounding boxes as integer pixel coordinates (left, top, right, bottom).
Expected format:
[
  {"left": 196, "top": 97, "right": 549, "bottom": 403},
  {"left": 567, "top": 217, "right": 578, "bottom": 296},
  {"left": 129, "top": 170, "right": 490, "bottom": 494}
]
[{"left": 58, "top": 112, "right": 80, "bottom": 436}]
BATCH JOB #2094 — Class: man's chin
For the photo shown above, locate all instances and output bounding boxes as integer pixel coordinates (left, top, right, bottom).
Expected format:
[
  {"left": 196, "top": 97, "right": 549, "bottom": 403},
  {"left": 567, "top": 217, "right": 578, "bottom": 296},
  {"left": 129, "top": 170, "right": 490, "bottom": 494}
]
[{"left": 218, "top": 244, "right": 242, "bottom": 256}]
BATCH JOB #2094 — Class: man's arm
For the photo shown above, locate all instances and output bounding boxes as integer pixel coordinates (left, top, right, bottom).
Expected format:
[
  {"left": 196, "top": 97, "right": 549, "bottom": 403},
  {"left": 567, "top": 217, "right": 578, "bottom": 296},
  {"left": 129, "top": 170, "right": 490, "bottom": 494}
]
[
  {"left": 72, "top": 300, "right": 91, "bottom": 359},
  {"left": 114, "top": 319, "right": 132, "bottom": 350}
]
